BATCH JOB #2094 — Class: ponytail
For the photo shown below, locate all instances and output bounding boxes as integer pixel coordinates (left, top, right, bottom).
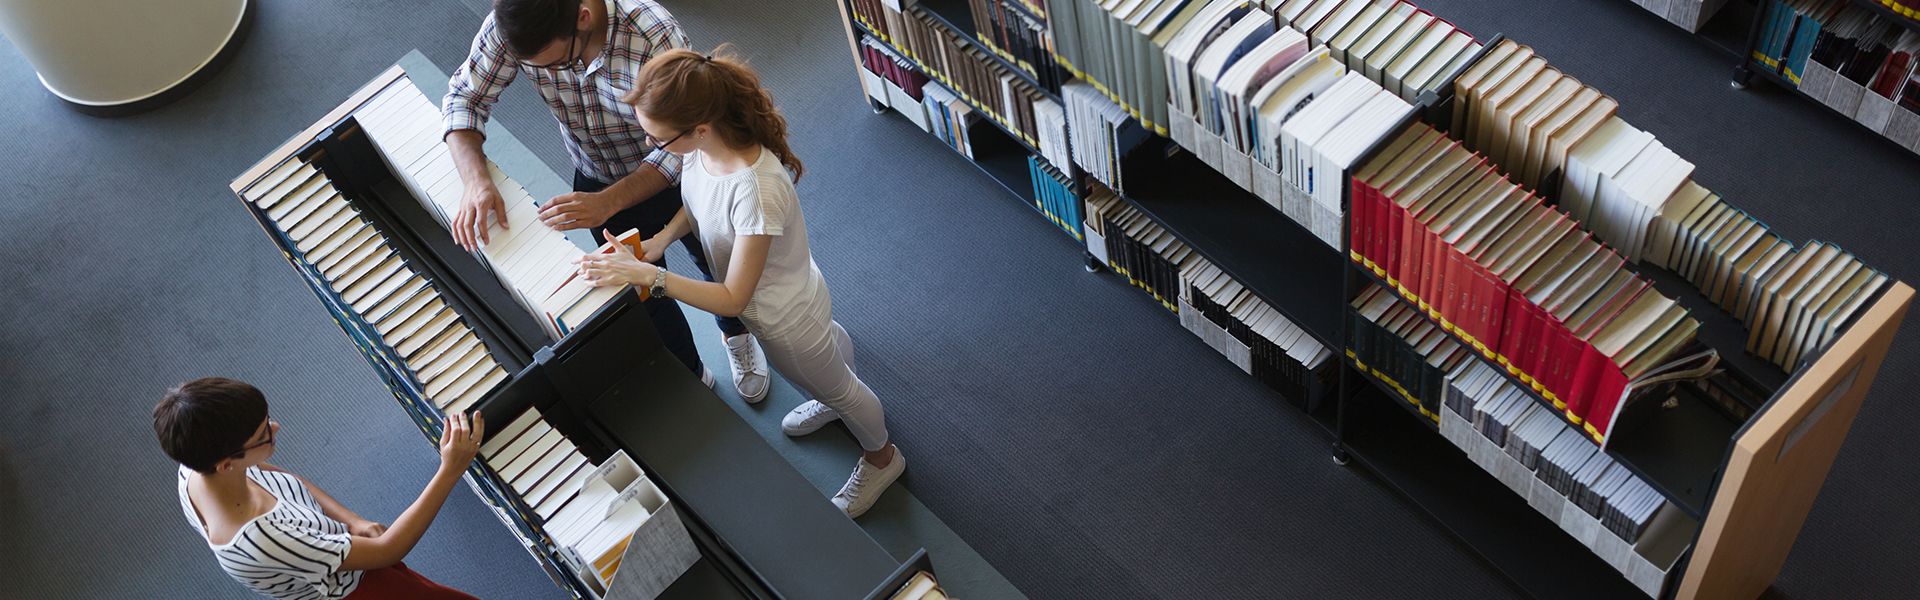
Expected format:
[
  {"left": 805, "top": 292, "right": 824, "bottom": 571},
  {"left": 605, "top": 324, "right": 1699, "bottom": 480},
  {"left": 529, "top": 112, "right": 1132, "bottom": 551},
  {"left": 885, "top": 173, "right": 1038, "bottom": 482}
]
[{"left": 626, "top": 45, "right": 805, "bottom": 181}]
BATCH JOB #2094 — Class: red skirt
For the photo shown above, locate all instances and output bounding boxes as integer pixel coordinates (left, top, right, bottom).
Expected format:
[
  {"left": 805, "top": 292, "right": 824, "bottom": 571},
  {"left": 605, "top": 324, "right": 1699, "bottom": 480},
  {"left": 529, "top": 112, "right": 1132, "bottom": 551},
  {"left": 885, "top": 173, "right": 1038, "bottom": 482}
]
[{"left": 343, "top": 562, "right": 478, "bottom": 600}]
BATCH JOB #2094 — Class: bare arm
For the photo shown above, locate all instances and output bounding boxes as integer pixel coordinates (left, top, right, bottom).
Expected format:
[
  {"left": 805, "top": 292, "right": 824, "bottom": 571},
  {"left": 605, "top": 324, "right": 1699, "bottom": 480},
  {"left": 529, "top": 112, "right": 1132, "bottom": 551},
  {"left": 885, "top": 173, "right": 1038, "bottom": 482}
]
[
  {"left": 577, "top": 233, "right": 770, "bottom": 318},
  {"left": 338, "top": 413, "right": 484, "bottom": 571},
  {"left": 635, "top": 206, "right": 692, "bottom": 263}
]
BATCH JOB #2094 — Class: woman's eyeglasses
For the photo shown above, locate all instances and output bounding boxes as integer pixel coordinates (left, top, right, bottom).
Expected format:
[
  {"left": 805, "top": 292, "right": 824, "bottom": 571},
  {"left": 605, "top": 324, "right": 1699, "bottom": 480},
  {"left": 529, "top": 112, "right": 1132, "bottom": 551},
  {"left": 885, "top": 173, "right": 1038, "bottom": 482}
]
[
  {"left": 645, "top": 127, "right": 690, "bottom": 149},
  {"left": 233, "top": 420, "right": 277, "bottom": 457}
]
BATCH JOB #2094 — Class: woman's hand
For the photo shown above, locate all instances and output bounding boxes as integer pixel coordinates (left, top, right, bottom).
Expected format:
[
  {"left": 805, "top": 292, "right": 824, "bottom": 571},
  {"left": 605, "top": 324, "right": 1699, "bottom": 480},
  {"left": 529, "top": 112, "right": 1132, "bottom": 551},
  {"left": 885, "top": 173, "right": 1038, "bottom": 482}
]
[
  {"left": 638, "top": 233, "right": 671, "bottom": 263},
  {"left": 578, "top": 229, "right": 659, "bottom": 288},
  {"left": 438, "top": 412, "right": 483, "bottom": 471}
]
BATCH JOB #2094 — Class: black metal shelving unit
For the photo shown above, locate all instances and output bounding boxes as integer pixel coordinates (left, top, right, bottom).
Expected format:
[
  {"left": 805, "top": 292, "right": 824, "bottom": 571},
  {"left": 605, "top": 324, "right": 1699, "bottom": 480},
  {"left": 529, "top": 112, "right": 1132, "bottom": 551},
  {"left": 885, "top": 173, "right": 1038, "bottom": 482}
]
[
  {"left": 839, "top": 3, "right": 1879, "bottom": 599},
  {"left": 1728, "top": 0, "right": 1920, "bottom": 159}
]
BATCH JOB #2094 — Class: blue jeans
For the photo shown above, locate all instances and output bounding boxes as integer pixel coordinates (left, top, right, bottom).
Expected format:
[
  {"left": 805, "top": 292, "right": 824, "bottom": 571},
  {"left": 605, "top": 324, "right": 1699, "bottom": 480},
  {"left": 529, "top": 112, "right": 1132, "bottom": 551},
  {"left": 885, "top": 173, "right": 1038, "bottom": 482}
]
[{"left": 572, "top": 171, "right": 749, "bottom": 374}]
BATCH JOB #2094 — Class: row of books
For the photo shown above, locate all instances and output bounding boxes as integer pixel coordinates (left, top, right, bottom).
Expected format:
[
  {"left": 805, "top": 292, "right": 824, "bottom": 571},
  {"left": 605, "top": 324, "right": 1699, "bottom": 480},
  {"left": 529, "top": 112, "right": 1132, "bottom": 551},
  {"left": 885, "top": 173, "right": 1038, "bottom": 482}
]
[
  {"left": 1450, "top": 39, "right": 1621, "bottom": 194},
  {"left": 1440, "top": 362, "right": 1693, "bottom": 597},
  {"left": 1636, "top": 189, "right": 1784, "bottom": 317},
  {"left": 1083, "top": 184, "right": 1197, "bottom": 312},
  {"left": 860, "top": 37, "right": 940, "bottom": 126},
  {"left": 1183, "top": 259, "right": 1335, "bottom": 409},
  {"left": 1064, "top": 80, "right": 1151, "bottom": 190},
  {"left": 1351, "top": 120, "right": 1702, "bottom": 443},
  {"left": 1349, "top": 283, "right": 1470, "bottom": 421},
  {"left": 1745, "top": 241, "right": 1890, "bottom": 370},
  {"left": 1269, "top": 0, "right": 1484, "bottom": 100},
  {"left": 1165, "top": 14, "right": 1415, "bottom": 248},
  {"left": 1456, "top": 38, "right": 1893, "bottom": 371},
  {"left": 1879, "top": 0, "right": 1920, "bottom": 18},
  {"left": 966, "top": 0, "right": 1066, "bottom": 90},
  {"left": 1766, "top": 1, "right": 1920, "bottom": 153},
  {"left": 923, "top": 83, "right": 982, "bottom": 157},
  {"left": 1028, "top": 156, "right": 1085, "bottom": 240},
  {"left": 893, "top": 6, "right": 1066, "bottom": 151},
  {"left": 1627, "top": 0, "right": 1728, "bottom": 33},
  {"left": 849, "top": 0, "right": 913, "bottom": 48},
  {"left": 483, "top": 412, "right": 698, "bottom": 598},
  {"left": 1043, "top": 0, "right": 1194, "bottom": 135}
]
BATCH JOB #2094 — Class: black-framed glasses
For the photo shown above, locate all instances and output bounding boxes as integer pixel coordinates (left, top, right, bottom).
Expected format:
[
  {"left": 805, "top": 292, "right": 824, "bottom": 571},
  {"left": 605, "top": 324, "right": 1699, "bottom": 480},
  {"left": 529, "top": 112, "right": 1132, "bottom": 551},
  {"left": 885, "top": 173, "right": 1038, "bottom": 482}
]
[
  {"left": 233, "top": 419, "right": 277, "bottom": 457},
  {"left": 521, "top": 27, "right": 585, "bottom": 70},
  {"left": 645, "top": 127, "right": 690, "bottom": 149}
]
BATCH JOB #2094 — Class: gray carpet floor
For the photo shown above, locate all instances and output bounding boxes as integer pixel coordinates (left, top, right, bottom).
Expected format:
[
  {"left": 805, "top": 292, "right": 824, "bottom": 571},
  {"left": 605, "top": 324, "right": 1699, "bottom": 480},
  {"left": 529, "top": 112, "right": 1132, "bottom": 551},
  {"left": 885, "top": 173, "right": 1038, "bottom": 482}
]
[{"left": 0, "top": 0, "right": 1914, "bottom": 598}]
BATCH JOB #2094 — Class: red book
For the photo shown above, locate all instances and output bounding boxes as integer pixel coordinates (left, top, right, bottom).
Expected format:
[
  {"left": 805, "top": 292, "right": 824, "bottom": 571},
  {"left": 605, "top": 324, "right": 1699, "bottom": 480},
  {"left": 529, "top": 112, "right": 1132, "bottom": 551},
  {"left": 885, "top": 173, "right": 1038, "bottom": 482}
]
[{"left": 1350, "top": 180, "right": 1369, "bottom": 261}]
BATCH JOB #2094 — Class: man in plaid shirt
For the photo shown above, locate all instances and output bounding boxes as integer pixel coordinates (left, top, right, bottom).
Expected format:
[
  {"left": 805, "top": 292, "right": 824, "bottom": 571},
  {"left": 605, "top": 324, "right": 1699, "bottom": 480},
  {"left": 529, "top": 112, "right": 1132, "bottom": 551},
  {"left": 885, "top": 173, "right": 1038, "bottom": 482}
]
[{"left": 442, "top": 0, "right": 770, "bottom": 401}]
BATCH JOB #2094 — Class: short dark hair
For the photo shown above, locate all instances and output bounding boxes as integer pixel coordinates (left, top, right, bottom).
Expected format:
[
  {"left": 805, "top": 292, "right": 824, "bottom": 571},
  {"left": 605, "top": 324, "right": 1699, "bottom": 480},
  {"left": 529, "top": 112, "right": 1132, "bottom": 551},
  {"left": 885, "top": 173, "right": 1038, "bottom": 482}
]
[
  {"left": 154, "top": 378, "right": 269, "bottom": 473},
  {"left": 494, "top": 0, "right": 583, "bottom": 59}
]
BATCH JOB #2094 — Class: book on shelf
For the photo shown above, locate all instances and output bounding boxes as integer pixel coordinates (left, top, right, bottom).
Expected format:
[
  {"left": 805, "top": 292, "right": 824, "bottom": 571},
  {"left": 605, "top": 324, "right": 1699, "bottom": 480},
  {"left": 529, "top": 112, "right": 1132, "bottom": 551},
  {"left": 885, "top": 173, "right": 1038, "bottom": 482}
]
[
  {"left": 1064, "top": 80, "right": 1151, "bottom": 190},
  {"left": 1028, "top": 156, "right": 1084, "bottom": 240},
  {"left": 1440, "top": 360, "right": 1699, "bottom": 597},
  {"left": 1184, "top": 257, "right": 1336, "bottom": 407},
  {"left": 966, "top": 0, "right": 1063, "bottom": 90},
  {"left": 1349, "top": 283, "right": 1472, "bottom": 420},
  {"left": 922, "top": 82, "right": 981, "bottom": 157},
  {"left": 1780, "top": 2, "right": 1920, "bottom": 153},
  {"left": 895, "top": 7, "right": 1065, "bottom": 148},
  {"left": 890, "top": 571, "right": 950, "bottom": 600},
  {"left": 1351, "top": 120, "right": 1704, "bottom": 444},
  {"left": 1626, "top": 0, "right": 1730, "bottom": 33},
  {"left": 1745, "top": 241, "right": 1891, "bottom": 370},
  {"left": 861, "top": 36, "right": 936, "bottom": 132},
  {"left": 1083, "top": 184, "right": 1204, "bottom": 312},
  {"left": 1273, "top": 0, "right": 1484, "bottom": 100}
]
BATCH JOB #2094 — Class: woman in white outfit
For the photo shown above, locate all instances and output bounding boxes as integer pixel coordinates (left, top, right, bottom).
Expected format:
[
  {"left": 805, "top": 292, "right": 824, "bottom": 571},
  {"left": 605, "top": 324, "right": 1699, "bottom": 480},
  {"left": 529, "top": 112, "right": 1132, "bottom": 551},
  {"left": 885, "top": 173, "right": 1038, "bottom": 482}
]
[{"left": 576, "top": 46, "right": 904, "bottom": 518}]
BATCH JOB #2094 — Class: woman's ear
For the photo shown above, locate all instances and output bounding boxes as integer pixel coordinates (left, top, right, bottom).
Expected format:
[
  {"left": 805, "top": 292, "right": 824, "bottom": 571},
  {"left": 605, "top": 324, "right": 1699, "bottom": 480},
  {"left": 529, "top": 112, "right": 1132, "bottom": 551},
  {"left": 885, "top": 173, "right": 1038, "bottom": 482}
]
[
  {"left": 577, "top": 4, "right": 593, "bottom": 29},
  {"left": 216, "top": 457, "right": 235, "bottom": 473}
]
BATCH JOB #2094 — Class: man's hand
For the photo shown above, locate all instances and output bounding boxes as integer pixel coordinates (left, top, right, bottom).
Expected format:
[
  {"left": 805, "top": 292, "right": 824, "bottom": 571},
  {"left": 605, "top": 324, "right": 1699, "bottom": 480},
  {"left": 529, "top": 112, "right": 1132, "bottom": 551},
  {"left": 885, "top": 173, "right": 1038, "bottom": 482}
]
[
  {"left": 349, "top": 520, "right": 388, "bottom": 538},
  {"left": 453, "top": 182, "right": 508, "bottom": 251},
  {"left": 538, "top": 191, "right": 618, "bottom": 232}
]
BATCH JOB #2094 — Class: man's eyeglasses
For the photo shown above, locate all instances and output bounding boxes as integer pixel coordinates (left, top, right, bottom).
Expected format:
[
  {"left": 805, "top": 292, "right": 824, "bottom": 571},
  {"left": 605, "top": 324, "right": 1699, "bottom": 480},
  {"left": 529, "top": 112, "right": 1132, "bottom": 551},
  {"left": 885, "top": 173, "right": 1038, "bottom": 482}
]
[
  {"left": 521, "top": 27, "right": 586, "bottom": 70},
  {"left": 233, "top": 420, "right": 276, "bottom": 457}
]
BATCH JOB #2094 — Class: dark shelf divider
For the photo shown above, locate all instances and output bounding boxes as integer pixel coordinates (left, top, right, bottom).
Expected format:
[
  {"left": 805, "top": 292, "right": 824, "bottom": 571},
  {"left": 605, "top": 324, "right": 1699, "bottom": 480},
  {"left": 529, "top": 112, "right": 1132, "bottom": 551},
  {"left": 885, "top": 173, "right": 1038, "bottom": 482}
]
[{"left": 1115, "top": 139, "right": 1346, "bottom": 347}]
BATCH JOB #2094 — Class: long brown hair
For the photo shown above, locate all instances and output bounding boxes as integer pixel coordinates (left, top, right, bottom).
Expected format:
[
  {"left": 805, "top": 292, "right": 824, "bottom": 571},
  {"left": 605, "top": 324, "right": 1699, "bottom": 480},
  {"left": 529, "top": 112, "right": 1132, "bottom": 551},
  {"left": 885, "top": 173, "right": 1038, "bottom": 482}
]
[{"left": 626, "top": 45, "right": 804, "bottom": 180}]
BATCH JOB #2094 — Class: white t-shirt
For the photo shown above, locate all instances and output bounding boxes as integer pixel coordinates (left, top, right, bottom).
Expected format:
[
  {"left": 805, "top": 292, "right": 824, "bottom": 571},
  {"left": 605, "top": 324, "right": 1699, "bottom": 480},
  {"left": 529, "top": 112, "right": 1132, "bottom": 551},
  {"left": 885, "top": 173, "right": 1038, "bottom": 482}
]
[
  {"left": 680, "top": 147, "right": 832, "bottom": 335},
  {"left": 177, "top": 466, "right": 362, "bottom": 600}
]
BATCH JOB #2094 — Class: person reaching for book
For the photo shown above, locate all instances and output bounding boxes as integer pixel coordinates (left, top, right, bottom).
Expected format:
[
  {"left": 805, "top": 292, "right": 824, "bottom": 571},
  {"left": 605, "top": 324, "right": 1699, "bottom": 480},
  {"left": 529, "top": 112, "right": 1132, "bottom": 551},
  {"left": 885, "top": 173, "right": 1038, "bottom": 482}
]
[
  {"left": 575, "top": 46, "right": 905, "bottom": 518},
  {"left": 158, "top": 377, "right": 484, "bottom": 599}
]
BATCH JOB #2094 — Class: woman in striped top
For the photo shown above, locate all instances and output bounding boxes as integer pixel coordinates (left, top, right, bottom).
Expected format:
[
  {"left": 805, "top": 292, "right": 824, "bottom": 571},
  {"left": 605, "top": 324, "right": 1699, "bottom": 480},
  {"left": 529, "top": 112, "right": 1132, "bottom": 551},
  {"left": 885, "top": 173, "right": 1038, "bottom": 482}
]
[{"left": 156, "top": 378, "right": 484, "bottom": 599}]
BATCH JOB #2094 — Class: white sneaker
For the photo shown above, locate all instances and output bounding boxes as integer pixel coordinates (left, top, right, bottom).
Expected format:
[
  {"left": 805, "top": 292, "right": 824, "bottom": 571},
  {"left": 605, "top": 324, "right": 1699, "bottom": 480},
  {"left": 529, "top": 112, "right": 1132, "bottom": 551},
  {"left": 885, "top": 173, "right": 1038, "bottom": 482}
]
[
  {"left": 833, "top": 448, "right": 904, "bottom": 518},
  {"left": 725, "top": 334, "right": 770, "bottom": 403},
  {"left": 781, "top": 400, "right": 841, "bottom": 437},
  {"left": 700, "top": 367, "right": 715, "bottom": 389}
]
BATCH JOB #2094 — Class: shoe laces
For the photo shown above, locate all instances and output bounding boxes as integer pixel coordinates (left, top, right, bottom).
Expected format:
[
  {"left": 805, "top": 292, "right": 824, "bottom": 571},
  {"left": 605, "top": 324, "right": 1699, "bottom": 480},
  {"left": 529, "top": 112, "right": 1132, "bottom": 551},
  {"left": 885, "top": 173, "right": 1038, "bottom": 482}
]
[
  {"left": 727, "top": 341, "right": 755, "bottom": 361},
  {"left": 841, "top": 462, "right": 872, "bottom": 496}
]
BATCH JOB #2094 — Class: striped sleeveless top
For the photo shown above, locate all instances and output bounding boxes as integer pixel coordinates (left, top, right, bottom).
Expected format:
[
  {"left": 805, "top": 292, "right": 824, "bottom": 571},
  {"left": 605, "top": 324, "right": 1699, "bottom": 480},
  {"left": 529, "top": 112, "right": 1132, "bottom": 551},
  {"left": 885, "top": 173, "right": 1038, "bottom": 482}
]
[{"left": 177, "top": 466, "right": 363, "bottom": 599}]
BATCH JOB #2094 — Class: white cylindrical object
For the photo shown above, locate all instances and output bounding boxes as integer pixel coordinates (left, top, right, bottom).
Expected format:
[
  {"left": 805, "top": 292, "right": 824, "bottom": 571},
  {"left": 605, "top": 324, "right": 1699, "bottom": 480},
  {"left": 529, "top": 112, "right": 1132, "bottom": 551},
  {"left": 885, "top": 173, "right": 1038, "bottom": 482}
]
[{"left": 0, "top": 0, "right": 247, "bottom": 108}]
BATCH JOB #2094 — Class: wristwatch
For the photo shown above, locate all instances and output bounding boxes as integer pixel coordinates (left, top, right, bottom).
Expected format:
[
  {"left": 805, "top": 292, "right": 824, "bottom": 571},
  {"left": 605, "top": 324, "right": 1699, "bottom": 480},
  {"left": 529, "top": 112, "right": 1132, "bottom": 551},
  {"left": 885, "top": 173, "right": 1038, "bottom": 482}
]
[{"left": 648, "top": 268, "right": 670, "bottom": 299}]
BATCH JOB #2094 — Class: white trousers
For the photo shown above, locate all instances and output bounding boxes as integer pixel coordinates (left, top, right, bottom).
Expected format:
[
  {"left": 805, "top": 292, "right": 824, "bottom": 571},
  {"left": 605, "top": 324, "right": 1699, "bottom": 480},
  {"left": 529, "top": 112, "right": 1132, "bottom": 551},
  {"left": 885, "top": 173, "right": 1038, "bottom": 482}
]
[{"left": 751, "top": 315, "right": 889, "bottom": 452}]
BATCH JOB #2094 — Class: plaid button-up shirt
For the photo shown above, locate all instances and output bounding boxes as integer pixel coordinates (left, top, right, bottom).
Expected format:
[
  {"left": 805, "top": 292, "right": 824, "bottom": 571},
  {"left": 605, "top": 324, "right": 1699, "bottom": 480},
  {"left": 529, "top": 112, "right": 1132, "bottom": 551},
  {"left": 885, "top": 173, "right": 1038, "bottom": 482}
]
[{"left": 443, "top": 0, "right": 691, "bottom": 185}]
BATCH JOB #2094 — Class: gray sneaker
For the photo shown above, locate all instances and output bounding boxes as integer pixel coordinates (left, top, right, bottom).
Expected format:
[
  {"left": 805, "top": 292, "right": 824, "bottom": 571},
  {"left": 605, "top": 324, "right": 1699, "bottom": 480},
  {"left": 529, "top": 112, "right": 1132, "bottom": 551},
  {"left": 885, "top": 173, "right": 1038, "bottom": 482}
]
[
  {"left": 724, "top": 333, "right": 770, "bottom": 403},
  {"left": 833, "top": 448, "right": 905, "bottom": 518}
]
